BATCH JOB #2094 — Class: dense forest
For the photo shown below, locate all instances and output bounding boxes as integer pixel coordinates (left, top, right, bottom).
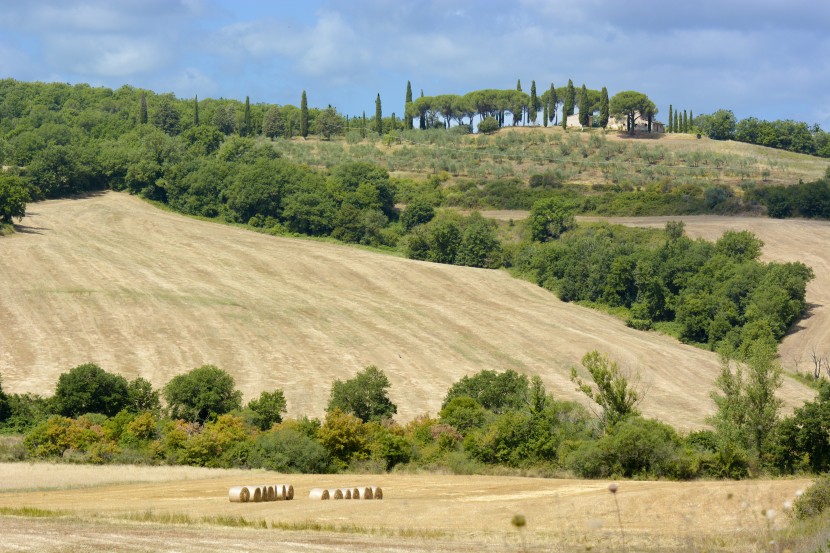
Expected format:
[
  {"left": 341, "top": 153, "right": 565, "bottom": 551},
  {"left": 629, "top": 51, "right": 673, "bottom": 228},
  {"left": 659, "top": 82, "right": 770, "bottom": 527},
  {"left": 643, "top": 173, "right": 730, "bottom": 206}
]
[{"left": 1, "top": 79, "right": 829, "bottom": 485}]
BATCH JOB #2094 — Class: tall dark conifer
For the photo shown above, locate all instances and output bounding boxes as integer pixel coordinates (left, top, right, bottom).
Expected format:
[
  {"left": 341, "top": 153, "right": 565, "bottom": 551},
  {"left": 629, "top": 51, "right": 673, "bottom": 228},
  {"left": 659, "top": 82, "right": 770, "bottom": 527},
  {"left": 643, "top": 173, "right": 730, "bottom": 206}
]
[
  {"left": 362, "top": 111, "right": 367, "bottom": 138},
  {"left": 683, "top": 110, "right": 688, "bottom": 133},
  {"left": 516, "top": 79, "right": 522, "bottom": 92},
  {"left": 668, "top": 104, "right": 673, "bottom": 133},
  {"left": 140, "top": 93, "right": 148, "bottom": 124},
  {"left": 689, "top": 110, "right": 694, "bottom": 132},
  {"left": 578, "top": 84, "right": 589, "bottom": 127},
  {"left": 565, "top": 80, "right": 576, "bottom": 116},
  {"left": 194, "top": 95, "right": 199, "bottom": 126},
  {"left": 543, "top": 102, "right": 548, "bottom": 127},
  {"left": 300, "top": 91, "right": 309, "bottom": 138},
  {"left": 529, "top": 80, "right": 538, "bottom": 125},
  {"left": 405, "top": 81, "right": 413, "bottom": 130},
  {"left": 241, "top": 96, "right": 251, "bottom": 136},
  {"left": 599, "top": 86, "right": 609, "bottom": 128},
  {"left": 548, "top": 83, "right": 557, "bottom": 125},
  {"left": 375, "top": 93, "right": 383, "bottom": 136}
]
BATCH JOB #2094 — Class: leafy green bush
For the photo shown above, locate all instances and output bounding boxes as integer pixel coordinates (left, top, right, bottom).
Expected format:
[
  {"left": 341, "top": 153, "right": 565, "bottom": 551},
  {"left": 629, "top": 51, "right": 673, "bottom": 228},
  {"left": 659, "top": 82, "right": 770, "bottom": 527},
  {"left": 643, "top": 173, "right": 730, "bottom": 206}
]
[
  {"left": 248, "top": 427, "right": 329, "bottom": 473},
  {"left": 794, "top": 475, "right": 830, "bottom": 520},
  {"left": 477, "top": 117, "right": 499, "bottom": 134},
  {"left": 53, "top": 363, "right": 129, "bottom": 418},
  {"left": 164, "top": 365, "right": 242, "bottom": 423}
]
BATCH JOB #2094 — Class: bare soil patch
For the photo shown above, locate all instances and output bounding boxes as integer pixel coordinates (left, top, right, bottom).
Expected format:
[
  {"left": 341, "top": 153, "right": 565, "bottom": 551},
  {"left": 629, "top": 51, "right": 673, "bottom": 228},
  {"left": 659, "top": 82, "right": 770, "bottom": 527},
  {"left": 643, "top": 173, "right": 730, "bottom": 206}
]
[
  {"left": 0, "top": 193, "right": 814, "bottom": 428},
  {"left": 0, "top": 462, "right": 813, "bottom": 552}
]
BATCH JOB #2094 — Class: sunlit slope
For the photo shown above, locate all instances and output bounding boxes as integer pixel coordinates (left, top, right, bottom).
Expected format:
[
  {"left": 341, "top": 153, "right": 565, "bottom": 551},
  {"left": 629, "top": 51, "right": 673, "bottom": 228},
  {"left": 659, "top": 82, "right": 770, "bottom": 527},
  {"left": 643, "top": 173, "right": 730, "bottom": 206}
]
[{"left": 0, "top": 193, "right": 813, "bottom": 428}]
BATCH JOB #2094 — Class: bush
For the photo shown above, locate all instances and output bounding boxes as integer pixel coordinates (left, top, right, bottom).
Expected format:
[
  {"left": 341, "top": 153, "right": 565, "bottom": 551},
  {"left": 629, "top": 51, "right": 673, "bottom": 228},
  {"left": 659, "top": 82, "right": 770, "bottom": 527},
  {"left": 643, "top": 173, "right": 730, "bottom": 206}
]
[
  {"left": 248, "top": 427, "right": 329, "bottom": 473},
  {"left": 477, "top": 117, "right": 500, "bottom": 134},
  {"left": 794, "top": 475, "right": 830, "bottom": 520},
  {"left": 326, "top": 365, "right": 397, "bottom": 423}
]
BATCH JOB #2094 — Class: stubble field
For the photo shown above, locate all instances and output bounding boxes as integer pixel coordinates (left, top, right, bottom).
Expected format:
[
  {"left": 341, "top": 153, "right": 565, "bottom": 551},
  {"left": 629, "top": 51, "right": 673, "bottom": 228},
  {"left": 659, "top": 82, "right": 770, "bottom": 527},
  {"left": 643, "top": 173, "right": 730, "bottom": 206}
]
[
  {"left": 0, "top": 192, "right": 817, "bottom": 429},
  {"left": 0, "top": 462, "right": 813, "bottom": 552}
]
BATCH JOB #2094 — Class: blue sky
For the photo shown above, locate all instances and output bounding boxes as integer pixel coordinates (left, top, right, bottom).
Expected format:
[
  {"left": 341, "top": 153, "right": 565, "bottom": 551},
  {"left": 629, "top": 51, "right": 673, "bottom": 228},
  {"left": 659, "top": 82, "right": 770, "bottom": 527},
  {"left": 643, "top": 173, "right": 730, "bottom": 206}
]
[{"left": 1, "top": 0, "right": 829, "bottom": 127}]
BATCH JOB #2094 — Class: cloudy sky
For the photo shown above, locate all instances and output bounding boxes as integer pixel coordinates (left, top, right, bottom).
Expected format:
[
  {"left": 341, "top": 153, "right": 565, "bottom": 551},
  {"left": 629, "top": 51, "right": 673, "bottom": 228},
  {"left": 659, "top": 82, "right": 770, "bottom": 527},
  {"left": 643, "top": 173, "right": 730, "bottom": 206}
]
[{"left": 1, "top": 0, "right": 829, "bottom": 127}]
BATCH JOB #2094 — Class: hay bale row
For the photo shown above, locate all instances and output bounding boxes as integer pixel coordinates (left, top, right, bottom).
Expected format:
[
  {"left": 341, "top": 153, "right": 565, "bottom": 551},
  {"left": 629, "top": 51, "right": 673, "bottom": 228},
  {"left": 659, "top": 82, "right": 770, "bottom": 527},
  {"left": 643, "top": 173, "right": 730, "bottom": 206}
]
[
  {"left": 228, "top": 484, "right": 294, "bottom": 503},
  {"left": 307, "top": 486, "right": 383, "bottom": 500}
]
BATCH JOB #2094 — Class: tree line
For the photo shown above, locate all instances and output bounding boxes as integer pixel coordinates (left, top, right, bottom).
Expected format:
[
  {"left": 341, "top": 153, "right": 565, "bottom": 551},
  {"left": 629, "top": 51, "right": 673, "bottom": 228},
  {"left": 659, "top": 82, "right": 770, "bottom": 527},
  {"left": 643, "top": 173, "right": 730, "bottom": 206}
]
[{"left": 2, "top": 347, "right": 829, "bottom": 480}]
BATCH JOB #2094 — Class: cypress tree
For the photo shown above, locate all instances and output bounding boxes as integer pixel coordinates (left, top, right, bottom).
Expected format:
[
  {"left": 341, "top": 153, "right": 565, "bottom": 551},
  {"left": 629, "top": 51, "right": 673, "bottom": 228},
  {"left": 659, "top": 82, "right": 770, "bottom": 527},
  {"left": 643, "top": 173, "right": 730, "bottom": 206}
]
[
  {"left": 362, "top": 111, "right": 367, "bottom": 138},
  {"left": 300, "top": 91, "right": 309, "bottom": 138},
  {"left": 375, "top": 93, "right": 383, "bottom": 136},
  {"left": 683, "top": 110, "right": 688, "bottom": 133},
  {"left": 578, "top": 84, "right": 589, "bottom": 127},
  {"left": 529, "top": 80, "right": 538, "bottom": 125},
  {"left": 548, "top": 83, "right": 557, "bottom": 125},
  {"left": 241, "top": 96, "right": 251, "bottom": 136},
  {"left": 140, "top": 93, "right": 148, "bottom": 124},
  {"left": 194, "top": 95, "right": 199, "bottom": 126},
  {"left": 543, "top": 101, "right": 548, "bottom": 127},
  {"left": 674, "top": 111, "right": 679, "bottom": 134},
  {"left": 565, "top": 79, "right": 576, "bottom": 116},
  {"left": 599, "top": 86, "right": 609, "bottom": 128},
  {"left": 668, "top": 104, "right": 673, "bottom": 133},
  {"left": 516, "top": 79, "right": 522, "bottom": 92},
  {"left": 689, "top": 110, "right": 694, "bottom": 132},
  {"left": 405, "top": 80, "right": 413, "bottom": 130}
]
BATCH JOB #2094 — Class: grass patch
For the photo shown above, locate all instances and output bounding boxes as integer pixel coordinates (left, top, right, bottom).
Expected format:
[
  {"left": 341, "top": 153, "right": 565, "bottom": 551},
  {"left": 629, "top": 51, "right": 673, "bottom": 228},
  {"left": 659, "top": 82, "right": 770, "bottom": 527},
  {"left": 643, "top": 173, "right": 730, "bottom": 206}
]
[{"left": 0, "top": 506, "right": 69, "bottom": 518}]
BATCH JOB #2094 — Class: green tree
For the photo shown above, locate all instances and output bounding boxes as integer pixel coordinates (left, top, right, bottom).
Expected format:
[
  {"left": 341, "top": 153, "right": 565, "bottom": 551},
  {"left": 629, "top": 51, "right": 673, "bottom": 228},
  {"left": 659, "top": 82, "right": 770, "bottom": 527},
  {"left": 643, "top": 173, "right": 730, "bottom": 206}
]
[
  {"left": 529, "top": 80, "right": 538, "bottom": 125},
  {"left": 442, "top": 369, "right": 530, "bottom": 414},
  {"left": 609, "top": 90, "right": 657, "bottom": 134},
  {"left": 127, "top": 377, "right": 161, "bottom": 414},
  {"left": 240, "top": 96, "right": 251, "bottom": 137},
  {"left": 548, "top": 83, "right": 558, "bottom": 125},
  {"left": 478, "top": 116, "right": 499, "bottom": 134},
  {"left": 53, "top": 363, "right": 130, "bottom": 418},
  {"left": 300, "top": 91, "right": 309, "bottom": 138},
  {"left": 314, "top": 106, "right": 341, "bottom": 140},
  {"left": 261, "top": 105, "right": 283, "bottom": 139},
  {"left": 668, "top": 104, "right": 673, "bottom": 133},
  {"left": 375, "top": 93, "right": 383, "bottom": 136},
  {"left": 140, "top": 93, "right": 148, "bottom": 124},
  {"left": 0, "top": 174, "right": 29, "bottom": 224},
  {"left": 400, "top": 198, "right": 435, "bottom": 230},
  {"left": 317, "top": 408, "right": 369, "bottom": 468},
  {"left": 246, "top": 389, "right": 288, "bottom": 431},
  {"left": 164, "top": 365, "right": 242, "bottom": 423},
  {"left": 405, "top": 80, "right": 413, "bottom": 130},
  {"left": 439, "top": 396, "right": 488, "bottom": 435},
  {"left": 565, "top": 79, "right": 576, "bottom": 116},
  {"left": 577, "top": 84, "right": 589, "bottom": 126},
  {"left": 151, "top": 94, "right": 181, "bottom": 136},
  {"left": 212, "top": 103, "right": 237, "bottom": 134},
  {"left": 326, "top": 365, "right": 397, "bottom": 423},
  {"left": 194, "top": 95, "right": 199, "bottom": 126},
  {"left": 708, "top": 344, "right": 782, "bottom": 461},
  {"left": 0, "top": 374, "right": 10, "bottom": 423},
  {"left": 599, "top": 86, "right": 609, "bottom": 128},
  {"left": 570, "top": 351, "right": 640, "bottom": 431},
  {"left": 529, "top": 197, "right": 575, "bottom": 241},
  {"left": 698, "top": 109, "right": 737, "bottom": 140}
]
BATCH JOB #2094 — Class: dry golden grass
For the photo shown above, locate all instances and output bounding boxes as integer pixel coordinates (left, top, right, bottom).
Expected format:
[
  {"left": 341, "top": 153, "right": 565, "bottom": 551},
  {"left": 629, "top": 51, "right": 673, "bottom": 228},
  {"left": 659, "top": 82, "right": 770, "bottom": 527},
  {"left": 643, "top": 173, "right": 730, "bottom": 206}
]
[
  {"left": 0, "top": 192, "right": 816, "bottom": 429},
  {"left": 0, "top": 462, "right": 814, "bottom": 552}
]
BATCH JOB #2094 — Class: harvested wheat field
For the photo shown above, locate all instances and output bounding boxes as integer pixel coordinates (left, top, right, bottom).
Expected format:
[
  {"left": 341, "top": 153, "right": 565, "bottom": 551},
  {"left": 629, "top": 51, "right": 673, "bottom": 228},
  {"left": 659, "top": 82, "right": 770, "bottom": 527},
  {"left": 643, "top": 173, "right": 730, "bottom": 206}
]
[
  {"left": 0, "top": 192, "right": 817, "bottom": 428},
  {"left": 0, "top": 462, "right": 813, "bottom": 552}
]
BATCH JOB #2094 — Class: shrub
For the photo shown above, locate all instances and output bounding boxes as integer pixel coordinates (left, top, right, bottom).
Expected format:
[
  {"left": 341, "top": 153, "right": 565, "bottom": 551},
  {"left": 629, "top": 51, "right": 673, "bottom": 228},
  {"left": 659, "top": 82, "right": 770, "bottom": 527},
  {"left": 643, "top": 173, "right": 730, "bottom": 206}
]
[
  {"left": 248, "top": 427, "right": 329, "bottom": 473},
  {"left": 478, "top": 117, "right": 500, "bottom": 134},
  {"left": 794, "top": 475, "right": 830, "bottom": 520},
  {"left": 317, "top": 409, "right": 369, "bottom": 470},
  {"left": 326, "top": 365, "right": 396, "bottom": 423},
  {"left": 439, "top": 396, "right": 488, "bottom": 435},
  {"left": 245, "top": 389, "right": 287, "bottom": 431}
]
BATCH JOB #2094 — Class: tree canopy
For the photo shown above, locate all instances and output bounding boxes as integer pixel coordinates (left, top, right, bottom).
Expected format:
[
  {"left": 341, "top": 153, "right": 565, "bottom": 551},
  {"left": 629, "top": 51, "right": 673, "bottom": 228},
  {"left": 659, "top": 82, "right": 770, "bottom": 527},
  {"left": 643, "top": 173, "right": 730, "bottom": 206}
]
[
  {"left": 609, "top": 90, "right": 656, "bottom": 133},
  {"left": 326, "top": 365, "right": 397, "bottom": 422},
  {"left": 164, "top": 365, "right": 242, "bottom": 423}
]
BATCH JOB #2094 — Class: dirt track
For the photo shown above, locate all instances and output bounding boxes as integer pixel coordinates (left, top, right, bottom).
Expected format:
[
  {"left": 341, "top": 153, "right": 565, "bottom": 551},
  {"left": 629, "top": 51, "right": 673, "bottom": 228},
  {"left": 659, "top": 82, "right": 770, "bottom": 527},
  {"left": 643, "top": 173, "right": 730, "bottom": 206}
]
[
  {"left": 0, "top": 193, "right": 816, "bottom": 428},
  {"left": 0, "top": 463, "right": 812, "bottom": 553}
]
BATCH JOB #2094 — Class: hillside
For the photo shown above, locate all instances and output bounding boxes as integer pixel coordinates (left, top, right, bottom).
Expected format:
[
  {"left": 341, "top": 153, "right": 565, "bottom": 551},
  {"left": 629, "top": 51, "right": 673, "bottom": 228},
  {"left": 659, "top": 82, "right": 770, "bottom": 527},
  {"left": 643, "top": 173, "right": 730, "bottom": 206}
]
[{"left": 0, "top": 192, "right": 816, "bottom": 429}]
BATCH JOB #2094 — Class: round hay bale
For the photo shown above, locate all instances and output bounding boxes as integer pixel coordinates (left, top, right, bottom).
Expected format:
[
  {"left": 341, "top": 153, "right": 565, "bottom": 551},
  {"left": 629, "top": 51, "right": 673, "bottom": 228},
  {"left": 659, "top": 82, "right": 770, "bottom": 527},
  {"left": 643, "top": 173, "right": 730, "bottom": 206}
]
[
  {"left": 355, "top": 487, "right": 373, "bottom": 499},
  {"left": 265, "top": 485, "right": 276, "bottom": 502},
  {"left": 275, "top": 483, "right": 294, "bottom": 500},
  {"left": 339, "top": 488, "right": 352, "bottom": 499},
  {"left": 272, "top": 484, "right": 285, "bottom": 501},
  {"left": 308, "top": 488, "right": 330, "bottom": 500},
  {"left": 370, "top": 486, "right": 383, "bottom": 499},
  {"left": 228, "top": 486, "right": 250, "bottom": 503},
  {"left": 252, "top": 486, "right": 263, "bottom": 502},
  {"left": 328, "top": 488, "right": 344, "bottom": 500}
]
